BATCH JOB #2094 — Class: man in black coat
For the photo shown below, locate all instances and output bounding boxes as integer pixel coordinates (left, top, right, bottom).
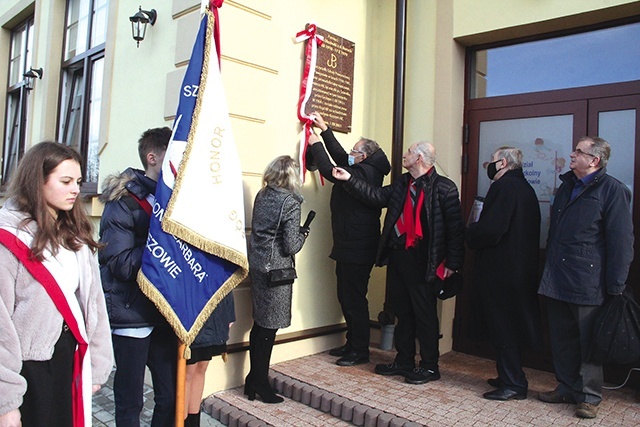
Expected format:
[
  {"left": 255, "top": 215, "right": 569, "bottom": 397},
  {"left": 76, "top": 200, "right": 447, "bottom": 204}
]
[
  {"left": 332, "top": 142, "right": 464, "bottom": 384},
  {"left": 466, "top": 146, "right": 543, "bottom": 401},
  {"left": 308, "top": 112, "right": 391, "bottom": 366}
]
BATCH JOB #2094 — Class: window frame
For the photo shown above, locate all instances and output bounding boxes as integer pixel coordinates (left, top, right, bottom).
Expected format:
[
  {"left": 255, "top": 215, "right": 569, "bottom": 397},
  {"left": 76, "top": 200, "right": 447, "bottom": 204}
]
[
  {"left": 57, "top": 0, "right": 108, "bottom": 194},
  {"left": 2, "top": 17, "right": 35, "bottom": 188}
]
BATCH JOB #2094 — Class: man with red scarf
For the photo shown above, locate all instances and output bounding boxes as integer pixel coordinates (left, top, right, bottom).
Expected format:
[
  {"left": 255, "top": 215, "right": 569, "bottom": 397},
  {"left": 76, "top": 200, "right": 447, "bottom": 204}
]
[{"left": 332, "top": 142, "right": 464, "bottom": 384}]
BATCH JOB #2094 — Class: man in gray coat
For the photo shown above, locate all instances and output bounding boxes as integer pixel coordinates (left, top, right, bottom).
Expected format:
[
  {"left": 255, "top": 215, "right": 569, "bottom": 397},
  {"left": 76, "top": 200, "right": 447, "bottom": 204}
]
[{"left": 538, "top": 136, "right": 634, "bottom": 419}]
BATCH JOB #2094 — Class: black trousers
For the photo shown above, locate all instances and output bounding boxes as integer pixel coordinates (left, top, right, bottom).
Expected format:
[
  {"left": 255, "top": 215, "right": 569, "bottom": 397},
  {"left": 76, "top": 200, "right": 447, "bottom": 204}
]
[
  {"left": 387, "top": 248, "right": 440, "bottom": 370},
  {"left": 112, "top": 325, "right": 177, "bottom": 427},
  {"left": 336, "top": 261, "right": 374, "bottom": 356},
  {"left": 546, "top": 298, "right": 603, "bottom": 405},
  {"left": 20, "top": 326, "right": 76, "bottom": 427}
]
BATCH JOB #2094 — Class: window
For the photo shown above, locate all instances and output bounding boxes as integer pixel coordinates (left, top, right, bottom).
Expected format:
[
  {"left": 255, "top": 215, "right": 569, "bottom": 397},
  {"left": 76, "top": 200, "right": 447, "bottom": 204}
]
[
  {"left": 58, "top": 0, "right": 108, "bottom": 191},
  {"left": 470, "top": 21, "right": 640, "bottom": 99},
  {"left": 3, "top": 17, "right": 34, "bottom": 186}
]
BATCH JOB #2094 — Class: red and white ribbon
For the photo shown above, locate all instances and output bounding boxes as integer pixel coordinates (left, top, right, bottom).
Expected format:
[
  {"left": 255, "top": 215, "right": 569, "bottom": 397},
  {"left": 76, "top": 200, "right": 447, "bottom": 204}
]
[
  {"left": 205, "top": 0, "right": 223, "bottom": 66},
  {"left": 295, "top": 24, "right": 324, "bottom": 182}
]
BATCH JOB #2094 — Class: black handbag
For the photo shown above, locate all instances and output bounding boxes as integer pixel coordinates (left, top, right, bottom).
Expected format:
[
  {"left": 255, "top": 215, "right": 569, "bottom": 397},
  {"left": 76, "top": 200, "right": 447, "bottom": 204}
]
[
  {"left": 590, "top": 286, "right": 640, "bottom": 365},
  {"left": 268, "top": 267, "right": 297, "bottom": 287},
  {"left": 266, "top": 195, "right": 297, "bottom": 287}
]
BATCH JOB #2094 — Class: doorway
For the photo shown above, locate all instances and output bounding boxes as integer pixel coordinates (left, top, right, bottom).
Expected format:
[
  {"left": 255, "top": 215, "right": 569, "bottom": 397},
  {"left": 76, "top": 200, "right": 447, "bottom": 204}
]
[{"left": 455, "top": 81, "right": 640, "bottom": 382}]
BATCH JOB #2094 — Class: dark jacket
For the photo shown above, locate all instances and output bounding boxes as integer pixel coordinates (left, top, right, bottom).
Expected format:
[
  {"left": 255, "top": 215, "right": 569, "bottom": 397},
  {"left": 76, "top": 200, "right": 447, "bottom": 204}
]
[
  {"left": 309, "top": 128, "right": 391, "bottom": 264},
  {"left": 538, "top": 168, "right": 634, "bottom": 305},
  {"left": 191, "top": 293, "right": 236, "bottom": 348},
  {"left": 343, "top": 167, "right": 465, "bottom": 283},
  {"left": 466, "top": 169, "right": 542, "bottom": 349},
  {"left": 98, "top": 168, "right": 163, "bottom": 328}
]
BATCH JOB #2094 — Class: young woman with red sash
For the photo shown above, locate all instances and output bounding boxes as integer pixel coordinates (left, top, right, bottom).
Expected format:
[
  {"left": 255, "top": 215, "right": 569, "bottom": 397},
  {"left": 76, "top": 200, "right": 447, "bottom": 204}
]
[{"left": 0, "top": 142, "right": 113, "bottom": 427}]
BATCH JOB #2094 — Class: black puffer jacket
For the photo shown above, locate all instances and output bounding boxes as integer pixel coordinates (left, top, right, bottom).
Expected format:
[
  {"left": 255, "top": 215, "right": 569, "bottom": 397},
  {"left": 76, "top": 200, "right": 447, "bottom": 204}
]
[
  {"left": 344, "top": 168, "right": 465, "bottom": 283},
  {"left": 98, "top": 168, "right": 163, "bottom": 328},
  {"left": 310, "top": 128, "right": 391, "bottom": 264}
]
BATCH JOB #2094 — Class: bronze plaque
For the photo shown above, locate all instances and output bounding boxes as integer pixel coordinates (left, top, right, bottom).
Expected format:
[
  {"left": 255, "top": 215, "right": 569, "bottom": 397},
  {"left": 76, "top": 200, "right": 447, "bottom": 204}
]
[{"left": 304, "top": 27, "right": 355, "bottom": 134}]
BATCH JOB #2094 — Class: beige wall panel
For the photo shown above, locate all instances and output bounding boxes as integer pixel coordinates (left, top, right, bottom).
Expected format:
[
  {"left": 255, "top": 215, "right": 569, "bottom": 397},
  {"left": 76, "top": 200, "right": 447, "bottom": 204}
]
[
  {"left": 174, "top": 11, "right": 200, "bottom": 66},
  {"left": 172, "top": 0, "right": 199, "bottom": 17},
  {"left": 405, "top": 0, "right": 437, "bottom": 148},
  {"left": 453, "top": 0, "right": 640, "bottom": 44},
  {"left": 100, "top": 0, "right": 177, "bottom": 184},
  {"left": 221, "top": 61, "right": 272, "bottom": 125},
  {"left": 164, "top": 68, "right": 185, "bottom": 120},
  {"left": 220, "top": 4, "right": 276, "bottom": 71}
]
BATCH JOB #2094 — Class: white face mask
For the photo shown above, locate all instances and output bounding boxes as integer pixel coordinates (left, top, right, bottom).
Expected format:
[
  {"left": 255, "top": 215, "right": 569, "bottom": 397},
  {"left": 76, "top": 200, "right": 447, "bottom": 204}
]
[{"left": 348, "top": 155, "right": 356, "bottom": 166}]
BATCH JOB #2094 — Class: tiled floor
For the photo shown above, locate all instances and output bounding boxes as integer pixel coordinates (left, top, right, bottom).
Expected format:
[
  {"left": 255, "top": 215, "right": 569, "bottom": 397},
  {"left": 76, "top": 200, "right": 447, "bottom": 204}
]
[
  {"left": 92, "top": 369, "right": 223, "bottom": 426},
  {"left": 93, "top": 347, "right": 640, "bottom": 426},
  {"left": 210, "top": 348, "right": 640, "bottom": 426}
]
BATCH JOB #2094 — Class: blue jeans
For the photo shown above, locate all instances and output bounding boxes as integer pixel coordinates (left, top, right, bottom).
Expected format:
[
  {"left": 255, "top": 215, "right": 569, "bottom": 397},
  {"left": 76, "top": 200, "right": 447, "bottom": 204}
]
[{"left": 112, "top": 325, "right": 177, "bottom": 427}]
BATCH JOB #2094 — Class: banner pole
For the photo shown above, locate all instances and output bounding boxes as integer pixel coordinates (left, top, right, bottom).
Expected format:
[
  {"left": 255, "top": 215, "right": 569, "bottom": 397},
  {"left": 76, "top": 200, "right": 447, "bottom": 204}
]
[{"left": 176, "top": 341, "right": 187, "bottom": 427}]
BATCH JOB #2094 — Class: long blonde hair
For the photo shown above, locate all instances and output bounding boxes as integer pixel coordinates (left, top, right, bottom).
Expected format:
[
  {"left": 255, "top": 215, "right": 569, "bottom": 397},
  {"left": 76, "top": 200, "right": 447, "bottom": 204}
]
[{"left": 262, "top": 155, "right": 302, "bottom": 194}]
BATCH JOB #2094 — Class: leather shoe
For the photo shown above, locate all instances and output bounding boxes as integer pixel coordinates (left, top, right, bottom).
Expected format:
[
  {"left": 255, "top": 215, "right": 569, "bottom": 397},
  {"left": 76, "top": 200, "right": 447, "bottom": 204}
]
[
  {"left": 375, "top": 361, "right": 413, "bottom": 376},
  {"left": 575, "top": 402, "right": 598, "bottom": 419},
  {"left": 329, "top": 344, "right": 350, "bottom": 357},
  {"left": 538, "top": 390, "right": 574, "bottom": 404},
  {"left": 336, "top": 352, "right": 369, "bottom": 366},
  {"left": 487, "top": 377, "right": 501, "bottom": 388},
  {"left": 483, "top": 387, "right": 527, "bottom": 401},
  {"left": 404, "top": 367, "right": 440, "bottom": 385}
]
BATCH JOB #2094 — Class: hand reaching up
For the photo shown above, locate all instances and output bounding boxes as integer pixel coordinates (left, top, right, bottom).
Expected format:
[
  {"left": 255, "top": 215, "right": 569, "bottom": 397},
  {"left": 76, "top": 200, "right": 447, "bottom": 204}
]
[{"left": 332, "top": 167, "right": 351, "bottom": 181}]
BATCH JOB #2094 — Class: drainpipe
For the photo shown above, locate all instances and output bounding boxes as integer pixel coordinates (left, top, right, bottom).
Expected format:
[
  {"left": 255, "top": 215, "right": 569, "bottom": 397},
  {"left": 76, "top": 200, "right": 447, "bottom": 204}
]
[{"left": 378, "top": 0, "right": 407, "bottom": 328}]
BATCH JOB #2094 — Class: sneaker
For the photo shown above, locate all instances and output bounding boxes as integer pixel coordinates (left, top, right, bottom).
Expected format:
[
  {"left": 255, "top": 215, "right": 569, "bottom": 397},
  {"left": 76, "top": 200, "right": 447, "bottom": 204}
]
[
  {"left": 575, "top": 402, "right": 598, "bottom": 419},
  {"left": 538, "top": 390, "right": 574, "bottom": 404},
  {"left": 404, "top": 367, "right": 440, "bottom": 385},
  {"left": 374, "top": 361, "right": 412, "bottom": 376}
]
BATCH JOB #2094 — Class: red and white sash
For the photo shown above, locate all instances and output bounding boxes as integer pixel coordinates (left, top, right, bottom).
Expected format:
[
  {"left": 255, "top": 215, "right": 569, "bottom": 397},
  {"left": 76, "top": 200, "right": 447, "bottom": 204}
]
[{"left": 0, "top": 227, "right": 91, "bottom": 427}]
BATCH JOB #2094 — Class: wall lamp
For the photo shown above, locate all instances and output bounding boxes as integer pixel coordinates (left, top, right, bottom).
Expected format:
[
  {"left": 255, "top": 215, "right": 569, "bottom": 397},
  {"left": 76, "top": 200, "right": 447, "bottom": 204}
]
[
  {"left": 129, "top": 6, "right": 157, "bottom": 47},
  {"left": 23, "top": 67, "right": 43, "bottom": 91}
]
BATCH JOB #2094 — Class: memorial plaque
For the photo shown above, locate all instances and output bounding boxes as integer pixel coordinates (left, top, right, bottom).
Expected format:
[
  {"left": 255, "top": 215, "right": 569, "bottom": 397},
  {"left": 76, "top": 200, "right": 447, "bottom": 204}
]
[{"left": 305, "top": 27, "right": 355, "bottom": 134}]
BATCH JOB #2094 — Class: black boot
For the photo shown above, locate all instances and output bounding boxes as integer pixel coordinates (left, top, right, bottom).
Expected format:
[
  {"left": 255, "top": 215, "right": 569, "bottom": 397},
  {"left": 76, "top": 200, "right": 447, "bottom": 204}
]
[
  {"left": 187, "top": 412, "right": 200, "bottom": 427},
  {"left": 245, "top": 323, "right": 283, "bottom": 404}
]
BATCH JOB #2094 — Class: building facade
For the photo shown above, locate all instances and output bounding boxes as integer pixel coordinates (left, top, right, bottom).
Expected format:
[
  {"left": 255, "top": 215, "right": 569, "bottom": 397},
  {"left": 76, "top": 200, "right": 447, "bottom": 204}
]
[{"left": 1, "top": 0, "right": 638, "bottom": 395}]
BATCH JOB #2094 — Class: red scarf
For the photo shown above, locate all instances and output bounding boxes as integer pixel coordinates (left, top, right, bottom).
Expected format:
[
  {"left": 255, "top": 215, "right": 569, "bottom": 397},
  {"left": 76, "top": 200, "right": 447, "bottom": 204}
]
[{"left": 395, "top": 179, "right": 425, "bottom": 248}]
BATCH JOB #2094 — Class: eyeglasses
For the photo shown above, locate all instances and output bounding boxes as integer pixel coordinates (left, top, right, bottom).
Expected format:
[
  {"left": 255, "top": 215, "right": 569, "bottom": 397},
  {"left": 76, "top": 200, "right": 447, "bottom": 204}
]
[
  {"left": 573, "top": 148, "right": 596, "bottom": 158},
  {"left": 350, "top": 149, "right": 365, "bottom": 156}
]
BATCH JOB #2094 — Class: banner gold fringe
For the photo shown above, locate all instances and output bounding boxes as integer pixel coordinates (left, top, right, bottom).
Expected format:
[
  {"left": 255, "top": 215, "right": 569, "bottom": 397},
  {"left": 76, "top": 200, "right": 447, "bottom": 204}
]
[
  {"left": 137, "top": 9, "right": 249, "bottom": 350},
  {"left": 137, "top": 265, "right": 243, "bottom": 348}
]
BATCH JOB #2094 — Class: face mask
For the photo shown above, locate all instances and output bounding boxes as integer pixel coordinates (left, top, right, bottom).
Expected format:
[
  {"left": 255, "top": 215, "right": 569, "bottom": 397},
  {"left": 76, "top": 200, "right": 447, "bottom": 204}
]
[
  {"left": 487, "top": 160, "right": 502, "bottom": 180},
  {"left": 348, "top": 155, "right": 356, "bottom": 166}
]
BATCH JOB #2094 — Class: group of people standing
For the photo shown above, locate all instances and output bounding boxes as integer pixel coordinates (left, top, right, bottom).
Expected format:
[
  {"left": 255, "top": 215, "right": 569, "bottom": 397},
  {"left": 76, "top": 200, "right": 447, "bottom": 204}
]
[
  {"left": 314, "top": 110, "right": 633, "bottom": 421},
  {"left": 0, "top": 114, "right": 632, "bottom": 425}
]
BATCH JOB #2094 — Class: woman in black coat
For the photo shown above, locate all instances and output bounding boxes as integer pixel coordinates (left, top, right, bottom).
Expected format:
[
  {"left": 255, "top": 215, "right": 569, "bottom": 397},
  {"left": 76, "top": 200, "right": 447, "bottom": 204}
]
[{"left": 466, "top": 146, "right": 543, "bottom": 401}]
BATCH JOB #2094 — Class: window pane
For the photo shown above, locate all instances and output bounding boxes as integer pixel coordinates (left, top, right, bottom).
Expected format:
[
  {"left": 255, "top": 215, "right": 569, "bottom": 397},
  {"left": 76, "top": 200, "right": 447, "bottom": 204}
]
[
  {"left": 26, "top": 20, "right": 34, "bottom": 72},
  {"left": 3, "top": 93, "right": 22, "bottom": 184},
  {"left": 91, "top": 0, "right": 108, "bottom": 48},
  {"left": 477, "top": 115, "right": 574, "bottom": 247},
  {"left": 8, "top": 25, "right": 25, "bottom": 87},
  {"left": 598, "top": 109, "right": 636, "bottom": 204},
  {"left": 59, "top": 69, "right": 85, "bottom": 155},
  {"left": 65, "top": 0, "right": 90, "bottom": 60},
  {"left": 472, "top": 22, "right": 640, "bottom": 98},
  {"left": 86, "top": 57, "right": 104, "bottom": 182}
]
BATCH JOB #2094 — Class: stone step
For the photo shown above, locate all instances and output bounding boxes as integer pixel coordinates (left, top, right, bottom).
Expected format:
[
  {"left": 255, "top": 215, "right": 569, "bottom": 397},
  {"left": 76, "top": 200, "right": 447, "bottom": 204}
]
[{"left": 203, "top": 371, "right": 419, "bottom": 427}]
